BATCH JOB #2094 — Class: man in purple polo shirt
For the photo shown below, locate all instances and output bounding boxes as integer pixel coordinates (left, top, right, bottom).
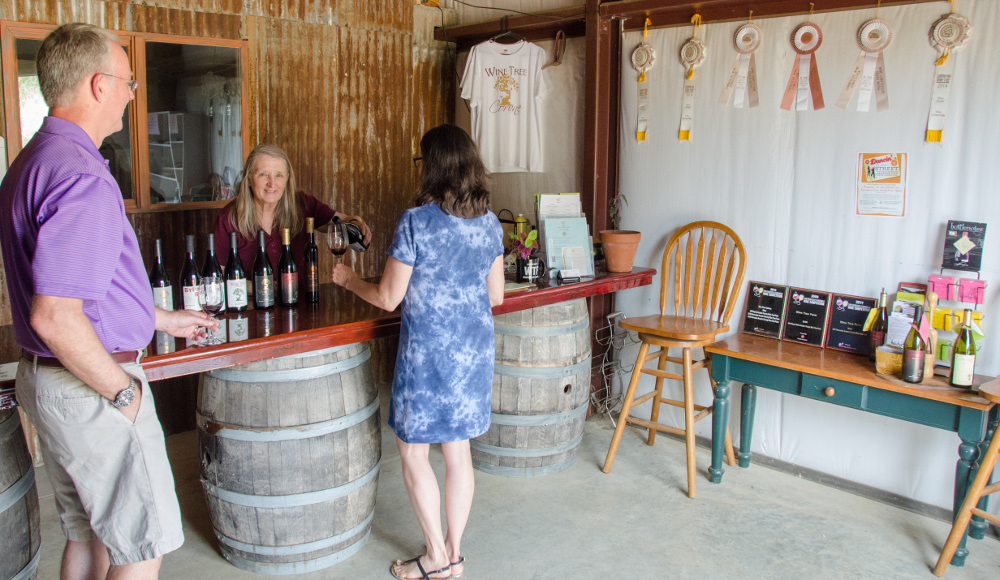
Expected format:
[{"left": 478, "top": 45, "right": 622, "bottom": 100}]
[{"left": 0, "top": 24, "right": 216, "bottom": 579}]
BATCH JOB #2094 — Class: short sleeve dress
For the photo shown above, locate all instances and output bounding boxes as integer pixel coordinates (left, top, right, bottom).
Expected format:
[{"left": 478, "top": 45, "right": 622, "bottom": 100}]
[{"left": 387, "top": 202, "right": 504, "bottom": 443}]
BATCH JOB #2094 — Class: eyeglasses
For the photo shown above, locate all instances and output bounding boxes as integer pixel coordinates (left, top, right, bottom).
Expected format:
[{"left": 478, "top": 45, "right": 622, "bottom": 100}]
[
  {"left": 100, "top": 72, "right": 138, "bottom": 92},
  {"left": 412, "top": 156, "right": 422, "bottom": 169}
]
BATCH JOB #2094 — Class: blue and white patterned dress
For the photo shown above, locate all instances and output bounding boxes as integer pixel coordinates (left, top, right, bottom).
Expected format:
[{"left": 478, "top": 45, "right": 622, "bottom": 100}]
[{"left": 387, "top": 202, "right": 504, "bottom": 443}]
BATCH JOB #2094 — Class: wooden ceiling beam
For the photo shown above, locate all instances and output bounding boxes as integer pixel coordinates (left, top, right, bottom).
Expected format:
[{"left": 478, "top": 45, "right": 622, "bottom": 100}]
[
  {"left": 601, "top": 0, "right": 943, "bottom": 31},
  {"left": 431, "top": 5, "right": 586, "bottom": 50}
]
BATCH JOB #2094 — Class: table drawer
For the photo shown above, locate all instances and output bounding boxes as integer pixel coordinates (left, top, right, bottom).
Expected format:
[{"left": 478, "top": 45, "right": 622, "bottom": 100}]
[{"left": 801, "top": 375, "right": 866, "bottom": 408}]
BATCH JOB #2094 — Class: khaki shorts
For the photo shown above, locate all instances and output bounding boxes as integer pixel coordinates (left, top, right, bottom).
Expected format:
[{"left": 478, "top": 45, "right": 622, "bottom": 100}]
[{"left": 15, "top": 359, "right": 184, "bottom": 565}]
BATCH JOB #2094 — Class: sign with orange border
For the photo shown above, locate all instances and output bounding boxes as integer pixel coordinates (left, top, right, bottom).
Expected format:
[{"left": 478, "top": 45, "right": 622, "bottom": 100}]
[{"left": 856, "top": 152, "right": 907, "bottom": 217}]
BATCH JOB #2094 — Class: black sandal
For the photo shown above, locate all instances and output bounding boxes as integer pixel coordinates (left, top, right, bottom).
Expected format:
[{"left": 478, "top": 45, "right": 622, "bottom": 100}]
[
  {"left": 390, "top": 556, "right": 451, "bottom": 580},
  {"left": 450, "top": 556, "right": 466, "bottom": 579}
]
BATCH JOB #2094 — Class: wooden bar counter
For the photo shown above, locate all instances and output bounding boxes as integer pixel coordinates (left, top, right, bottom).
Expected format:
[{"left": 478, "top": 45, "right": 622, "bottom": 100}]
[{"left": 138, "top": 268, "right": 654, "bottom": 382}]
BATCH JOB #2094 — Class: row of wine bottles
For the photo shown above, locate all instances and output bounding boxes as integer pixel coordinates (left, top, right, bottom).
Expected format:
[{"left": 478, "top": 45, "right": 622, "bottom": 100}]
[
  {"left": 868, "top": 288, "right": 977, "bottom": 387},
  {"left": 149, "top": 217, "right": 321, "bottom": 313}
]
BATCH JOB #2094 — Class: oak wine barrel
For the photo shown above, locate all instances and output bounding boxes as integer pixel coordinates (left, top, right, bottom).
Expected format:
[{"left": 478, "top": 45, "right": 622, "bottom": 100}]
[
  {"left": 474, "top": 299, "right": 591, "bottom": 477},
  {"left": 197, "top": 343, "right": 380, "bottom": 575},
  {"left": 0, "top": 408, "right": 41, "bottom": 580}
]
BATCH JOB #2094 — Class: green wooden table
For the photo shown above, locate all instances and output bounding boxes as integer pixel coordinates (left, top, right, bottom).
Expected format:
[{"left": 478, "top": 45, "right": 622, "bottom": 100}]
[{"left": 706, "top": 334, "right": 998, "bottom": 567}]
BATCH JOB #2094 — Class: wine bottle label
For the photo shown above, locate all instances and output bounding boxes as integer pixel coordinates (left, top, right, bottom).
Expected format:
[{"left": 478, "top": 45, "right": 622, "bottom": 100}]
[
  {"left": 229, "top": 317, "right": 249, "bottom": 342},
  {"left": 902, "top": 348, "right": 925, "bottom": 383},
  {"left": 227, "top": 279, "right": 248, "bottom": 308},
  {"left": 282, "top": 272, "right": 299, "bottom": 303},
  {"left": 153, "top": 286, "right": 173, "bottom": 311},
  {"left": 255, "top": 275, "right": 274, "bottom": 307},
  {"left": 182, "top": 285, "right": 200, "bottom": 311},
  {"left": 306, "top": 264, "right": 318, "bottom": 293},
  {"left": 951, "top": 354, "right": 975, "bottom": 386}
]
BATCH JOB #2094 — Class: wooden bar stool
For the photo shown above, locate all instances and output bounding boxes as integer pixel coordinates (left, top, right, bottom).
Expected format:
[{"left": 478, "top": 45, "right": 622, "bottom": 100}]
[
  {"left": 934, "top": 379, "right": 1000, "bottom": 575},
  {"left": 603, "top": 222, "right": 745, "bottom": 498}
]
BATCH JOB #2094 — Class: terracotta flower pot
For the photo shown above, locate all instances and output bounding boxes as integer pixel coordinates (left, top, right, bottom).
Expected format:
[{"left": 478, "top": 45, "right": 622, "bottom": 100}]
[{"left": 599, "top": 230, "right": 641, "bottom": 273}]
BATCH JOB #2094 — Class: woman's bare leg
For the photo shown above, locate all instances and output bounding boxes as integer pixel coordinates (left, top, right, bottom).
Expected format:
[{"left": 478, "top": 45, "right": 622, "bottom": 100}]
[
  {"left": 392, "top": 437, "right": 450, "bottom": 579},
  {"left": 441, "top": 439, "right": 474, "bottom": 577}
]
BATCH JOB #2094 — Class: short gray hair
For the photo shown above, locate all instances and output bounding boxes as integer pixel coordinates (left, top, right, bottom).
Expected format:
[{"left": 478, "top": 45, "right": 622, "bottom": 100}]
[{"left": 37, "top": 23, "right": 120, "bottom": 108}]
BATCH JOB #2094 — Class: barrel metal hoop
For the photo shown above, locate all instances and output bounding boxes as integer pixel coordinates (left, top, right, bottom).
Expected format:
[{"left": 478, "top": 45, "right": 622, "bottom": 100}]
[
  {"left": 207, "top": 348, "right": 370, "bottom": 383},
  {"left": 488, "top": 402, "right": 588, "bottom": 427},
  {"left": 217, "top": 510, "right": 374, "bottom": 556},
  {"left": 198, "top": 398, "right": 379, "bottom": 442},
  {"left": 493, "top": 356, "right": 590, "bottom": 379},
  {"left": 11, "top": 547, "right": 41, "bottom": 580},
  {"left": 0, "top": 467, "right": 35, "bottom": 513},
  {"left": 282, "top": 343, "right": 357, "bottom": 360},
  {"left": 222, "top": 528, "right": 371, "bottom": 576},
  {"left": 494, "top": 318, "right": 589, "bottom": 337},
  {"left": 472, "top": 455, "right": 578, "bottom": 478},
  {"left": 202, "top": 461, "right": 380, "bottom": 509},
  {"left": 470, "top": 433, "right": 583, "bottom": 458},
  {"left": 0, "top": 410, "right": 21, "bottom": 440}
]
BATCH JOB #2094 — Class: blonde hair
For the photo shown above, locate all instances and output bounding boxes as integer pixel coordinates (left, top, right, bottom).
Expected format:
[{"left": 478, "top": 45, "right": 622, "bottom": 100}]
[
  {"left": 37, "top": 23, "right": 120, "bottom": 108},
  {"left": 227, "top": 144, "right": 302, "bottom": 241}
]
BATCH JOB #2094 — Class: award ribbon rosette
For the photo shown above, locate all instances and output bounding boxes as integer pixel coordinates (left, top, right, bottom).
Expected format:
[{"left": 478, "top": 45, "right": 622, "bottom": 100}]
[
  {"left": 719, "top": 21, "right": 762, "bottom": 109},
  {"left": 678, "top": 15, "right": 705, "bottom": 141},
  {"left": 837, "top": 18, "right": 892, "bottom": 112},
  {"left": 925, "top": 11, "right": 971, "bottom": 142},
  {"left": 780, "top": 22, "right": 825, "bottom": 111},
  {"left": 632, "top": 18, "right": 655, "bottom": 142}
]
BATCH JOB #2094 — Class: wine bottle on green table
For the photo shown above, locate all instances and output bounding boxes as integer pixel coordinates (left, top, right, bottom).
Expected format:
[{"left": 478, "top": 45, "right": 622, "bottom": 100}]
[
  {"left": 902, "top": 305, "right": 926, "bottom": 384},
  {"left": 950, "top": 309, "right": 977, "bottom": 387},
  {"left": 868, "top": 288, "right": 889, "bottom": 362},
  {"left": 278, "top": 227, "right": 299, "bottom": 307},
  {"left": 149, "top": 239, "right": 173, "bottom": 311},
  {"left": 181, "top": 235, "right": 201, "bottom": 311},
  {"left": 225, "top": 232, "right": 248, "bottom": 313},
  {"left": 253, "top": 230, "right": 274, "bottom": 309}
]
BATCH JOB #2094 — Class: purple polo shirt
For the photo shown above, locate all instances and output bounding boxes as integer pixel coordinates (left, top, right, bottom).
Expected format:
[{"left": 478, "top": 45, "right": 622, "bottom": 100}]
[{"left": 0, "top": 116, "right": 154, "bottom": 356}]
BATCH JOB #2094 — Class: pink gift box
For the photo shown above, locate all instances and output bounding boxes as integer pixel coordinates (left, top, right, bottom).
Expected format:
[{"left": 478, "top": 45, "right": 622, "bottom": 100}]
[
  {"left": 958, "top": 278, "right": 986, "bottom": 304},
  {"left": 928, "top": 275, "right": 955, "bottom": 301}
]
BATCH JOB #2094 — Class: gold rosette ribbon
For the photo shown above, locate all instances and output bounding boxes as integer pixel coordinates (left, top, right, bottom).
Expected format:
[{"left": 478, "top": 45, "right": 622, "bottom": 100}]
[
  {"left": 633, "top": 18, "right": 655, "bottom": 142},
  {"left": 719, "top": 22, "right": 762, "bottom": 108},
  {"left": 678, "top": 15, "right": 705, "bottom": 141},
  {"left": 837, "top": 18, "right": 892, "bottom": 112},
  {"left": 780, "top": 22, "right": 825, "bottom": 111},
  {"left": 926, "top": 12, "right": 972, "bottom": 142}
]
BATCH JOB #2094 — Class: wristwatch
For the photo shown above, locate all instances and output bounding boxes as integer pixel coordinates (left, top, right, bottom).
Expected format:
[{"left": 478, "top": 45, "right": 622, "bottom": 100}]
[{"left": 112, "top": 375, "right": 139, "bottom": 408}]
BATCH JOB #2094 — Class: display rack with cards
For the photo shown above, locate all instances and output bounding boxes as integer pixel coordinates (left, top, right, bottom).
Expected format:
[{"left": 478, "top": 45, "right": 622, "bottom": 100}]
[{"left": 535, "top": 193, "right": 594, "bottom": 277}]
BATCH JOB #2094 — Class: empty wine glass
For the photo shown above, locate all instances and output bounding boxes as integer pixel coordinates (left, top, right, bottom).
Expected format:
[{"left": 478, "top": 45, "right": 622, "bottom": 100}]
[
  {"left": 199, "top": 276, "right": 226, "bottom": 345},
  {"left": 327, "top": 221, "right": 348, "bottom": 264}
]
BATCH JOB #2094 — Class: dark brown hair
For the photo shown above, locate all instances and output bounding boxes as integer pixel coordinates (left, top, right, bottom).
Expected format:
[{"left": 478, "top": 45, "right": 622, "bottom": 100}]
[{"left": 415, "top": 124, "right": 490, "bottom": 219}]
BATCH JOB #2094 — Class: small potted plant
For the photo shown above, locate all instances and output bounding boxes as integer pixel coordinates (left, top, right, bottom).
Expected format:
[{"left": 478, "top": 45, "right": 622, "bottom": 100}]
[
  {"left": 600, "top": 192, "right": 640, "bottom": 273},
  {"left": 505, "top": 230, "right": 542, "bottom": 282}
]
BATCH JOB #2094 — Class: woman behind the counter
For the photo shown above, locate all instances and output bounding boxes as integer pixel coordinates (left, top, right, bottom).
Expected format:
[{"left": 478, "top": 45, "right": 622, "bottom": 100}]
[{"left": 213, "top": 143, "right": 371, "bottom": 275}]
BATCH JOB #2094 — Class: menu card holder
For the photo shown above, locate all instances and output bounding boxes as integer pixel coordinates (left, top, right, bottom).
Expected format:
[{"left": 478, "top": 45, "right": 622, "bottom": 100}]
[
  {"left": 782, "top": 287, "right": 832, "bottom": 347},
  {"left": 741, "top": 282, "right": 790, "bottom": 340},
  {"left": 824, "top": 294, "right": 877, "bottom": 354}
]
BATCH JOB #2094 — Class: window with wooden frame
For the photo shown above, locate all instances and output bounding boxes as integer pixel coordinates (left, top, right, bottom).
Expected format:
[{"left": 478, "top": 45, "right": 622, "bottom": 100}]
[{"left": 0, "top": 21, "right": 249, "bottom": 212}]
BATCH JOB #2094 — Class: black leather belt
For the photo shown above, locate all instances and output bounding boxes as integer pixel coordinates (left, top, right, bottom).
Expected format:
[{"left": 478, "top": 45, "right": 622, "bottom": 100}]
[{"left": 21, "top": 349, "right": 141, "bottom": 367}]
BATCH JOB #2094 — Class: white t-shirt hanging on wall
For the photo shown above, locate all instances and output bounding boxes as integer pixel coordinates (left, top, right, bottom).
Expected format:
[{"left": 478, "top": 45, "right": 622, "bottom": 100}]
[{"left": 461, "top": 40, "right": 552, "bottom": 173}]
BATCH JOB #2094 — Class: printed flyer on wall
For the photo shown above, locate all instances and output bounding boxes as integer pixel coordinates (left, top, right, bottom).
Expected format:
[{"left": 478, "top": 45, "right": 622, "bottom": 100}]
[{"left": 856, "top": 152, "right": 907, "bottom": 217}]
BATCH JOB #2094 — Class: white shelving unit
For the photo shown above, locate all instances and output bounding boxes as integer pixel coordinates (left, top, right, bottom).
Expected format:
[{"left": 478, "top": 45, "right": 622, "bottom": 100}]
[{"left": 148, "top": 111, "right": 208, "bottom": 203}]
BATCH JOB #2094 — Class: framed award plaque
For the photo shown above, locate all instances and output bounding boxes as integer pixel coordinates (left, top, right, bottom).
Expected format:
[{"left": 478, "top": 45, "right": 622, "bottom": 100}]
[
  {"left": 825, "top": 294, "right": 877, "bottom": 354},
  {"left": 741, "top": 282, "right": 790, "bottom": 339},
  {"left": 782, "top": 288, "right": 832, "bottom": 347}
]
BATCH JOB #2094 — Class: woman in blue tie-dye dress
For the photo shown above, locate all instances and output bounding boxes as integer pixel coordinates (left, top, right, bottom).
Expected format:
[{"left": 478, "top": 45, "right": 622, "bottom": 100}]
[{"left": 332, "top": 124, "right": 504, "bottom": 580}]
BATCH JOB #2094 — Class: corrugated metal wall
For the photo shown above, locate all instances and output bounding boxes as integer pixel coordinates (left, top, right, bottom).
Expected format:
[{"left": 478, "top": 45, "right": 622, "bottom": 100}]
[{"left": 0, "top": 1, "right": 456, "bottom": 392}]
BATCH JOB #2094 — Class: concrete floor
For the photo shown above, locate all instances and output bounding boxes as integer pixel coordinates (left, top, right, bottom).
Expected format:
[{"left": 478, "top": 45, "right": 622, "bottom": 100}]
[{"left": 31, "top": 391, "right": 1000, "bottom": 580}]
